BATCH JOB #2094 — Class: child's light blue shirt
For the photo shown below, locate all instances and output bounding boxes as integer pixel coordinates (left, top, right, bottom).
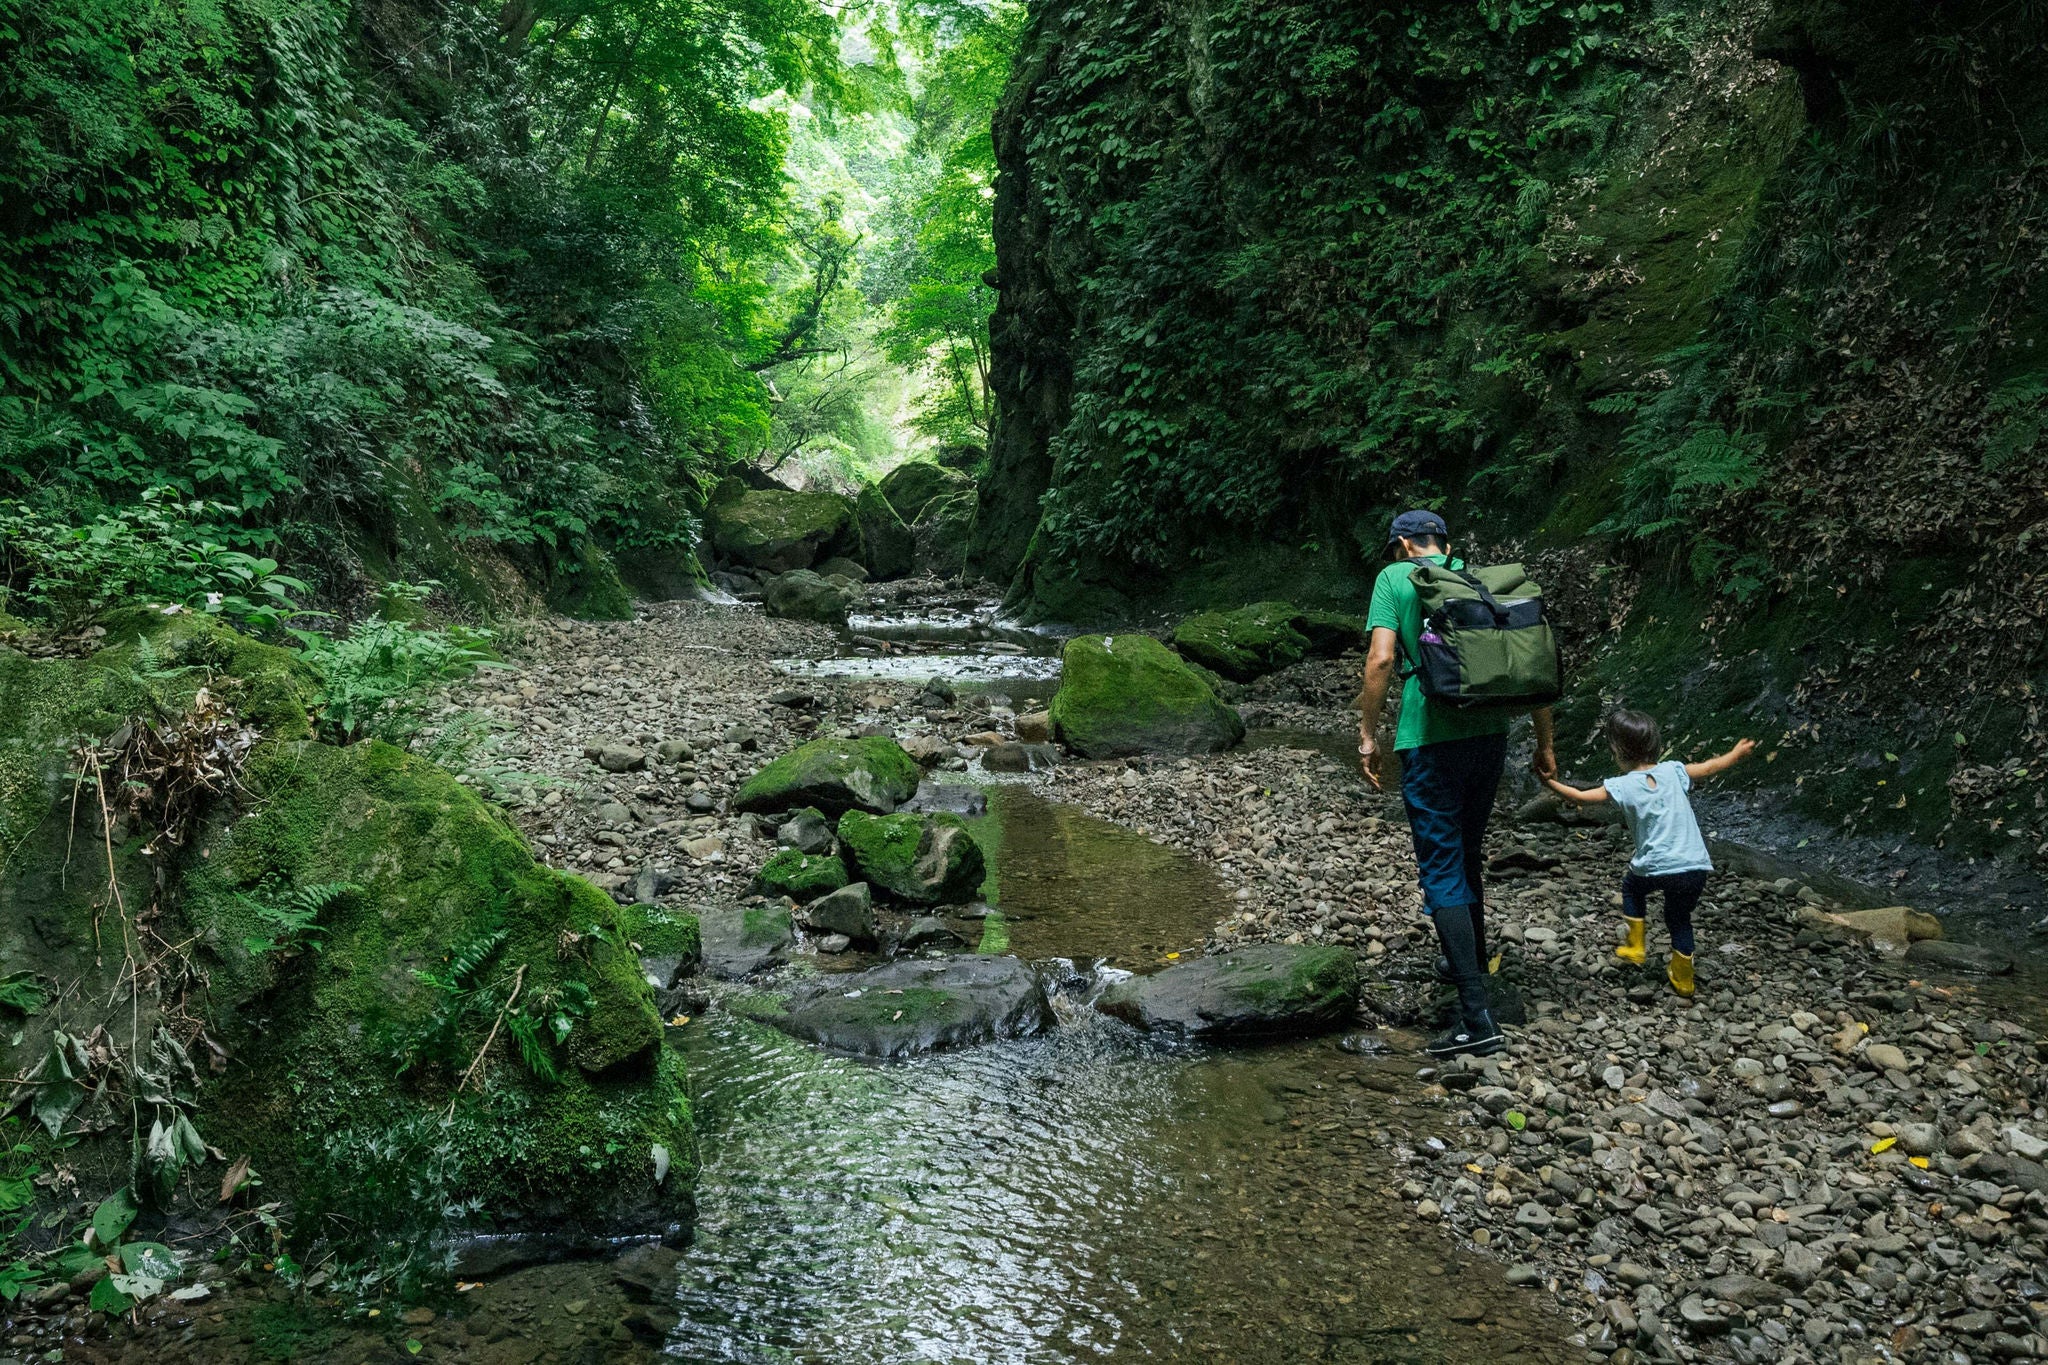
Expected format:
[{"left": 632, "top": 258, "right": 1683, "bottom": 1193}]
[{"left": 1602, "top": 761, "right": 1714, "bottom": 876}]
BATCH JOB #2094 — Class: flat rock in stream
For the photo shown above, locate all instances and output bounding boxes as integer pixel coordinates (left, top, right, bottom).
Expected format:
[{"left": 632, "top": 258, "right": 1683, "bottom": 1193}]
[
  {"left": 741, "top": 955, "right": 1053, "bottom": 1058},
  {"left": 697, "top": 905, "right": 795, "bottom": 979},
  {"left": 1096, "top": 944, "right": 1359, "bottom": 1039}
]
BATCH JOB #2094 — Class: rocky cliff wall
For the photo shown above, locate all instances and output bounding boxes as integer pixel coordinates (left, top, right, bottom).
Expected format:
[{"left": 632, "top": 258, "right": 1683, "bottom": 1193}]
[{"left": 976, "top": 0, "right": 2048, "bottom": 869}]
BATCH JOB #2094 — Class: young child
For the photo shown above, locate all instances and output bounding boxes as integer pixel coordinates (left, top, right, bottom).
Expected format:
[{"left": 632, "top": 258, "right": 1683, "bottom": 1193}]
[{"left": 1537, "top": 710, "right": 1755, "bottom": 997}]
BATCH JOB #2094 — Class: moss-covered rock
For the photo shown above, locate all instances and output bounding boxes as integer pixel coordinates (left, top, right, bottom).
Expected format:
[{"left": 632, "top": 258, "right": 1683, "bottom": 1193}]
[
  {"left": 835, "top": 810, "right": 985, "bottom": 905},
  {"left": 913, "top": 489, "right": 977, "bottom": 579},
  {"left": 732, "top": 736, "right": 921, "bottom": 817},
  {"left": 1049, "top": 634, "right": 1245, "bottom": 758},
  {"left": 855, "top": 485, "right": 916, "bottom": 580},
  {"left": 877, "top": 461, "right": 973, "bottom": 525},
  {"left": 762, "top": 569, "right": 856, "bottom": 626},
  {"left": 1170, "top": 601, "right": 1312, "bottom": 682},
  {"left": 1096, "top": 944, "right": 1358, "bottom": 1038},
  {"left": 750, "top": 848, "right": 850, "bottom": 903},
  {"left": 1293, "top": 609, "right": 1367, "bottom": 657},
  {"left": 704, "top": 488, "right": 857, "bottom": 573},
  {"left": 0, "top": 618, "right": 691, "bottom": 1259},
  {"left": 1170, "top": 601, "right": 1368, "bottom": 681}
]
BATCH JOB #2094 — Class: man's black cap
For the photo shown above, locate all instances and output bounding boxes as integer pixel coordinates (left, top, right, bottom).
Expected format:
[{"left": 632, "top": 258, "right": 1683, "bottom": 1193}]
[{"left": 1387, "top": 509, "right": 1448, "bottom": 544}]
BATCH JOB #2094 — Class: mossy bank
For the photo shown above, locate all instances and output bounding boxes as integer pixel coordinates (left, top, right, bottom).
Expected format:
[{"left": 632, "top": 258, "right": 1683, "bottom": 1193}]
[{"left": 0, "top": 612, "right": 694, "bottom": 1288}]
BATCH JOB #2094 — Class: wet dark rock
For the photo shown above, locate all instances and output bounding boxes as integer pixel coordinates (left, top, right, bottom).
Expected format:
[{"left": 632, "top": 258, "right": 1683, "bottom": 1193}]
[
  {"left": 899, "top": 916, "right": 966, "bottom": 951},
  {"left": 800, "top": 882, "right": 876, "bottom": 942},
  {"left": 611, "top": 1243, "right": 683, "bottom": 1304},
  {"left": 901, "top": 780, "right": 988, "bottom": 817},
  {"left": 776, "top": 806, "right": 836, "bottom": 856},
  {"left": 1096, "top": 944, "right": 1358, "bottom": 1039},
  {"left": 1903, "top": 939, "right": 2015, "bottom": 974},
  {"left": 981, "top": 741, "right": 1034, "bottom": 772},
  {"left": 630, "top": 864, "right": 681, "bottom": 906},
  {"left": 740, "top": 954, "right": 1053, "bottom": 1058},
  {"left": 698, "top": 905, "right": 795, "bottom": 979}
]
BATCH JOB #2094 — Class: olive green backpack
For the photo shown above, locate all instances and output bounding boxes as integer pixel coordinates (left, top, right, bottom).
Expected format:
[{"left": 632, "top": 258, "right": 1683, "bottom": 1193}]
[{"left": 1401, "top": 559, "right": 1563, "bottom": 709}]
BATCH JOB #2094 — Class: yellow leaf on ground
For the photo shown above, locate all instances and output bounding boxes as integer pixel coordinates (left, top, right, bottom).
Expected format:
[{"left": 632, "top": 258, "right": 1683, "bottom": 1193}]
[
  {"left": 1871, "top": 1137, "right": 1897, "bottom": 1153},
  {"left": 1909, "top": 1156, "right": 1930, "bottom": 1169}
]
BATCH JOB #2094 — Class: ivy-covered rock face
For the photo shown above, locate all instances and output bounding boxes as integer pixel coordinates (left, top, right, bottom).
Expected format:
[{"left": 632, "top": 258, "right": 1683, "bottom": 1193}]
[
  {"left": 1049, "top": 634, "right": 1245, "bottom": 758},
  {"left": 732, "top": 736, "right": 923, "bottom": 818},
  {"left": 0, "top": 615, "right": 691, "bottom": 1260},
  {"left": 705, "top": 488, "right": 858, "bottom": 574},
  {"left": 877, "top": 461, "right": 974, "bottom": 525},
  {"left": 835, "top": 810, "right": 986, "bottom": 905}
]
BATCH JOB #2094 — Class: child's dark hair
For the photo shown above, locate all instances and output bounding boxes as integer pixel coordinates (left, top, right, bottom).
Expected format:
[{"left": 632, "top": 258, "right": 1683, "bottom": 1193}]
[{"left": 1605, "top": 709, "right": 1662, "bottom": 767}]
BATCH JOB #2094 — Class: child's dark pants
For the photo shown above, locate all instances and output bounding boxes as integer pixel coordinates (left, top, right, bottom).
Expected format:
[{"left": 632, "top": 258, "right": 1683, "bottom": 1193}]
[{"left": 1621, "top": 869, "right": 1709, "bottom": 954}]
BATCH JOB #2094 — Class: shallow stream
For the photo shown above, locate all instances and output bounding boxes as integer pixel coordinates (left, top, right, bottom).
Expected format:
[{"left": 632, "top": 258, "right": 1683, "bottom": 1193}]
[{"left": 662, "top": 786, "right": 1570, "bottom": 1365}]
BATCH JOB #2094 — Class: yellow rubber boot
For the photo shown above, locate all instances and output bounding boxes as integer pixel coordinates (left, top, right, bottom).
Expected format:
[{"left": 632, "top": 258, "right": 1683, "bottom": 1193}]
[
  {"left": 1668, "top": 951, "right": 1695, "bottom": 998},
  {"left": 1615, "top": 917, "right": 1647, "bottom": 966}
]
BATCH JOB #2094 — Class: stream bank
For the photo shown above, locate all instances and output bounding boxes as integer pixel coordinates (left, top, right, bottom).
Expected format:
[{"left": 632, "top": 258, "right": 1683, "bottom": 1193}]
[{"left": 21, "top": 584, "right": 2048, "bottom": 1363}]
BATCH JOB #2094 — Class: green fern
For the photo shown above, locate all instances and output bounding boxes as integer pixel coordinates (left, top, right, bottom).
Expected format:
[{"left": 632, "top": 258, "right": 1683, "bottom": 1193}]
[{"left": 242, "top": 881, "right": 356, "bottom": 956}]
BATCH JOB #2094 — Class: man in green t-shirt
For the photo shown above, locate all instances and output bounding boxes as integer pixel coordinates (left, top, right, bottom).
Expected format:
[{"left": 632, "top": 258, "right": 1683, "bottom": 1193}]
[{"left": 1356, "top": 510, "right": 1556, "bottom": 1059}]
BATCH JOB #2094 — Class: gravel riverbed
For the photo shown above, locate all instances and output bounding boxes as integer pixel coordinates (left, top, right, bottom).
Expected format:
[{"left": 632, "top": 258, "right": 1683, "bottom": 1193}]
[{"left": 438, "top": 593, "right": 2048, "bottom": 1365}]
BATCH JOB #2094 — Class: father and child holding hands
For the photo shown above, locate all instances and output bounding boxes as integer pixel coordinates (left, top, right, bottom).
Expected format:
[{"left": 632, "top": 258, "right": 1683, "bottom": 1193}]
[{"left": 1354, "top": 509, "right": 1755, "bottom": 1059}]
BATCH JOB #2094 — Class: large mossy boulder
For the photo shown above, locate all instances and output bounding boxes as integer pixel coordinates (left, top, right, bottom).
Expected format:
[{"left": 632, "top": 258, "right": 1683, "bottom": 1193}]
[
  {"left": 1171, "top": 601, "right": 1312, "bottom": 682},
  {"left": 732, "top": 736, "right": 922, "bottom": 817},
  {"left": 762, "top": 569, "right": 856, "bottom": 626},
  {"left": 1096, "top": 944, "right": 1358, "bottom": 1039},
  {"left": 835, "top": 810, "right": 985, "bottom": 905},
  {"left": 0, "top": 614, "right": 691, "bottom": 1249},
  {"left": 913, "top": 490, "right": 977, "bottom": 579},
  {"left": 705, "top": 485, "right": 858, "bottom": 573},
  {"left": 1170, "top": 601, "right": 1368, "bottom": 681},
  {"left": 750, "top": 848, "right": 849, "bottom": 903},
  {"left": 736, "top": 955, "right": 1052, "bottom": 1058},
  {"left": 878, "top": 460, "right": 973, "bottom": 525},
  {"left": 1049, "top": 634, "right": 1245, "bottom": 758},
  {"left": 856, "top": 485, "right": 916, "bottom": 580}
]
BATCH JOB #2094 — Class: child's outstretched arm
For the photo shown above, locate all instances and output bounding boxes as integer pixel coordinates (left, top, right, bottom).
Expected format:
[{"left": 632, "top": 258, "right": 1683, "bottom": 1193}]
[
  {"left": 1685, "top": 737, "right": 1757, "bottom": 783},
  {"left": 1539, "top": 773, "right": 1610, "bottom": 806}
]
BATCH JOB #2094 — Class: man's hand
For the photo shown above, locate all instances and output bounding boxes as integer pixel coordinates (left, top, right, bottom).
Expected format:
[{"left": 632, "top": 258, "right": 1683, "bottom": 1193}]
[
  {"left": 1359, "top": 731, "right": 1381, "bottom": 789},
  {"left": 1530, "top": 706, "right": 1557, "bottom": 781}
]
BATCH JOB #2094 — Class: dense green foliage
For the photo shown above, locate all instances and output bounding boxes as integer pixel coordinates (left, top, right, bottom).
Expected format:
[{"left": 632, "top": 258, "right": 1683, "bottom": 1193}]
[
  {"left": 985, "top": 0, "right": 2048, "bottom": 856},
  {"left": 0, "top": 0, "right": 1010, "bottom": 611}
]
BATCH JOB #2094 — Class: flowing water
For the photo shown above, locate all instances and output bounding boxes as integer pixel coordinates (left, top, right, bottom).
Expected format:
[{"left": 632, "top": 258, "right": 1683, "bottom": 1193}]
[{"left": 660, "top": 787, "right": 1573, "bottom": 1365}]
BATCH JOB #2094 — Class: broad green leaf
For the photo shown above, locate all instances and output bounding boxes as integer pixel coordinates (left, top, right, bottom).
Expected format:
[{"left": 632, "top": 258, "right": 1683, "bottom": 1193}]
[{"left": 92, "top": 1188, "right": 138, "bottom": 1248}]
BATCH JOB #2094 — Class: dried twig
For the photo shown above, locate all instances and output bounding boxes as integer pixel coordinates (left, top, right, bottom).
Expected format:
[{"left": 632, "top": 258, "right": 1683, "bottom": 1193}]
[{"left": 446, "top": 964, "right": 525, "bottom": 1117}]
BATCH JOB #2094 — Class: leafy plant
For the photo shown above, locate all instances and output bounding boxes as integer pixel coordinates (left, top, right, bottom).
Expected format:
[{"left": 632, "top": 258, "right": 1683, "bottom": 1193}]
[
  {"left": 290, "top": 612, "right": 497, "bottom": 745},
  {"left": 242, "top": 881, "right": 357, "bottom": 957},
  {"left": 0, "top": 491, "right": 309, "bottom": 632}
]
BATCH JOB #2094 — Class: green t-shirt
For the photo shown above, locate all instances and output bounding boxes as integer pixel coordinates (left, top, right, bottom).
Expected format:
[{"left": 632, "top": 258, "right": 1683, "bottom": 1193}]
[{"left": 1366, "top": 554, "right": 1513, "bottom": 752}]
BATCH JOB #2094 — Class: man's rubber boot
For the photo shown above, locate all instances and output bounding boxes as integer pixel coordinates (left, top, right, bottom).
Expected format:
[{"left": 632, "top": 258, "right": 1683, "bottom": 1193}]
[
  {"left": 1668, "top": 951, "right": 1695, "bottom": 998},
  {"left": 1428, "top": 1009, "right": 1505, "bottom": 1060},
  {"left": 1615, "top": 917, "right": 1648, "bottom": 966},
  {"left": 1436, "top": 953, "right": 1502, "bottom": 979}
]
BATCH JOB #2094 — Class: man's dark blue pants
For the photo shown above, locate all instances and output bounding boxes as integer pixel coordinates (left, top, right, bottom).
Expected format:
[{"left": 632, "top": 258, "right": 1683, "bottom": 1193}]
[{"left": 1400, "top": 731, "right": 1507, "bottom": 1024}]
